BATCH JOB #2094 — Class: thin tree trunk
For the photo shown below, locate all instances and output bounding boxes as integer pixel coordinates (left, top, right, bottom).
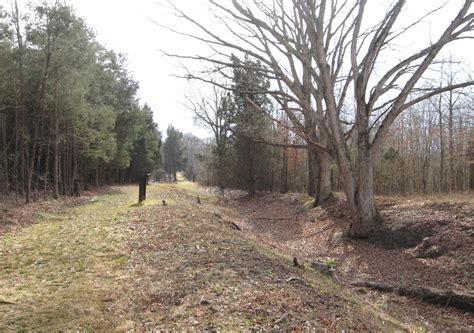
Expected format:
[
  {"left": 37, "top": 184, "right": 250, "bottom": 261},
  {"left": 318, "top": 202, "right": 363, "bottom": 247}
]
[
  {"left": 248, "top": 141, "right": 256, "bottom": 195},
  {"left": 72, "top": 135, "right": 78, "bottom": 194},
  {"left": 438, "top": 94, "right": 445, "bottom": 193},
  {"left": 217, "top": 151, "right": 225, "bottom": 190},
  {"left": 448, "top": 90, "right": 454, "bottom": 192},
  {"left": 280, "top": 146, "right": 288, "bottom": 194},
  {"left": 68, "top": 139, "right": 73, "bottom": 195},
  {"left": 95, "top": 168, "right": 99, "bottom": 188},
  {"left": 14, "top": 103, "right": 19, "bottom": 203},
  {"left": 469, "top": 126, "right": 474, "bottom": 191},
  {"left": 34, "top": 142, "right": 43, "bottom": 201},
  {"left": 53, "top": 109, "right": 59, "bottom": 199},
  {"left": 1, "top": 121, "right": 9, "bottom": 194},
  {"left": 13, "top": 0, "right": 23, "bottom": 203},
  {"left": 44, "top": 143, "right": 50, "bottom": 192}
]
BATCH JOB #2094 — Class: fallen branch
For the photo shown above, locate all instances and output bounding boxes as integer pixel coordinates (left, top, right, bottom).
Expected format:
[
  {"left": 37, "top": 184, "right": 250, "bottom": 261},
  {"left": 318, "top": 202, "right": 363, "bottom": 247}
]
[
  {"left": 214, "top": 213, "right": 242, "bottom": 231},
  {"left": 252, "top": 216, "right": 294, "bottom": 221},
  {"left": 286, "top": 276, "right": 306, "bottom": 285},
  {"left": 351, "top": 280, "right": 474, "bottom": 312},
  {"left": 228, "top": 221, "right": 242, "bottom": 231}
]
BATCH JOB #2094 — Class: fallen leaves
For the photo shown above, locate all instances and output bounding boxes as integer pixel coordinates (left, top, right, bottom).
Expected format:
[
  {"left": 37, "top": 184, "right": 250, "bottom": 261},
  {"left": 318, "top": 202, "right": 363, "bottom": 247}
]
[{"left": 229, "top": 191, "right": 474, "bottom": 330}]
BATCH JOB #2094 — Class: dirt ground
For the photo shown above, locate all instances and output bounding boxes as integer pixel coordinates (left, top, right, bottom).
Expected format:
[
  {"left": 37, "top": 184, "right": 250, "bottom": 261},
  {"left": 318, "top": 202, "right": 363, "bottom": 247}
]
[
  {"left": 226, "top": 190, "right": 474, "bottom": 330},
  {"left": 0, "top": 182, "right": 472, "bottom": 330}
]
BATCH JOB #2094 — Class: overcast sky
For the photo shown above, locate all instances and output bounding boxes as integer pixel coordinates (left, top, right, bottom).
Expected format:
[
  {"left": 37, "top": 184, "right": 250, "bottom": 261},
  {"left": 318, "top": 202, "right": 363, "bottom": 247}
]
[
  {"left": 9, "top": 0, "right": 474, "bottom": 138},
  {"left": 63, "top": 0, "right": 211, "bottom": 137}
]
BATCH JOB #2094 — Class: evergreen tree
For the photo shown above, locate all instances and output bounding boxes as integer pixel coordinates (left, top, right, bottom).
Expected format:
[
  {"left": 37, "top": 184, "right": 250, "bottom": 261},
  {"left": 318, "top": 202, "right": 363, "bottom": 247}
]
[
  {"left": 162, "top": 125, "right": 185, "bottom": 182},
  {"left": 0, "top": 2, "right": 162, "bottom": 198},
  {"left": 230, "top": 55, "right": 272, "bottom": 195}
]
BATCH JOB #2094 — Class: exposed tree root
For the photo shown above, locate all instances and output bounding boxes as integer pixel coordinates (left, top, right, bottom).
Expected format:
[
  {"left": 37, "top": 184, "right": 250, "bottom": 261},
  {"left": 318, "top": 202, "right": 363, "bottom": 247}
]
[{"left": 351, "top": 280, "right": 474, "bottom": 312}]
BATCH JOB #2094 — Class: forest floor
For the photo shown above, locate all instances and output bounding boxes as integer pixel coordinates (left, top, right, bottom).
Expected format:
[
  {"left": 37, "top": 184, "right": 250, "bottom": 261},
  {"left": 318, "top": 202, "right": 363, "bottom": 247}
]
[
  {"left": 0, "top": 180, "right": 472, "bottom": 331},
  {"left": 225, "top": 189, "right": 474, "bottom": 330}
]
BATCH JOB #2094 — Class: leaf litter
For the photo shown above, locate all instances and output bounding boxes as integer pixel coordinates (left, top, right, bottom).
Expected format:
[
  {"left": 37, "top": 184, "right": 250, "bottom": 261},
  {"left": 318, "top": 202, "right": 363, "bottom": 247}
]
[{"left": 0, "top": 181, "right": 471, "bottom": 330}]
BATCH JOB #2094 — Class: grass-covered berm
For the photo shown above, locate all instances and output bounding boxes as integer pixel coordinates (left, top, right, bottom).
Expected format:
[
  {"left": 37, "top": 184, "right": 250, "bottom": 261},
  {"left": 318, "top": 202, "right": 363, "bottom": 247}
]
[{"left": 0, "top": 180, "right": 428, "bottom": 331}]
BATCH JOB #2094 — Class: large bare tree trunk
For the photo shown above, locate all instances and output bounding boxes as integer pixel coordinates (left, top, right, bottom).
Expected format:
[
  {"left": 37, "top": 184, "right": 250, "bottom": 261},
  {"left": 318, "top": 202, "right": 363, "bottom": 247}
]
[
  {"left": 349, "top": 158, "right": 380, "bottom": 237},
  {"left": 307, "top": 143, "right": 318, "bottom": 196},
  {"left": 316, "top": 131, "right": 332, "bottom": 205},
  {"left": 317, "top": 149, "right": 332, "bottom": 204},
  {"left": 307, "top": 118, "right": 332, "bottom": 204}
]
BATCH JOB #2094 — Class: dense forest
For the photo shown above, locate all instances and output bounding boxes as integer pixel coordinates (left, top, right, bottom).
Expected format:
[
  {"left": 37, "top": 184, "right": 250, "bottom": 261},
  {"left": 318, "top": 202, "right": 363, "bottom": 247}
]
[{"left": 0, "top": 2, "right": 162, "bottom": 203}]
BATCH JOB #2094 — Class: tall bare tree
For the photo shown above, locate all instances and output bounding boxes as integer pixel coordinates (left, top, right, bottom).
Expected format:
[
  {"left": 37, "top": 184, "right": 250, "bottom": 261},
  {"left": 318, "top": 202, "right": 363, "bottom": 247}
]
[
  {"left": 188, "top": 86, "right": 233, "bottom": 189},
  {"left": 163, "top": 0, "right": 474, "bottom": 236}
]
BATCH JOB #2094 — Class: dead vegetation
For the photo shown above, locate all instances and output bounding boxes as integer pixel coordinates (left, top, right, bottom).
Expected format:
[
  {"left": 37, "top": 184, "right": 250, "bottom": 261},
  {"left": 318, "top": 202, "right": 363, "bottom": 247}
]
[
  {"left": 227, "top": 190, "right": 474, "bottom": 330},
  {"left": 112, "top": 182, "right": 403, "bottom": 330},
  {"left": 0, "top": 181, "right": 472, "bottom": 330}
]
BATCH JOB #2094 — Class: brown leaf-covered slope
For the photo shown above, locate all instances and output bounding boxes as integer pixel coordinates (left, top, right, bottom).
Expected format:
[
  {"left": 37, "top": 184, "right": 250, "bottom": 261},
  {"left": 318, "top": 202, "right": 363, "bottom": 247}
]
[{"left": 226, "top": 190, "right": 473, "bottom": 330}]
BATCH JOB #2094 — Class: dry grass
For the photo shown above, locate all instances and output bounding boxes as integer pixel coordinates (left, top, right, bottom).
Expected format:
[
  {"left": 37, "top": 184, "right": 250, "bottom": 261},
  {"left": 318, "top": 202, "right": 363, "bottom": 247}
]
[
  {"left": 0, "top": 188, "right": 138, "bottom": 331},
  {"left": 0, "top": 181, "right": 411, "bottom": 331}
]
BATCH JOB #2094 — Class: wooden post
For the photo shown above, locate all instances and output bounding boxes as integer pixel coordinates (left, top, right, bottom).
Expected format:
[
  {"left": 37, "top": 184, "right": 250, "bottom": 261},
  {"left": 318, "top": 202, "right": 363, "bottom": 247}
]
[{"left": 138, "top": 174, "right": 151, "bottom": 203}]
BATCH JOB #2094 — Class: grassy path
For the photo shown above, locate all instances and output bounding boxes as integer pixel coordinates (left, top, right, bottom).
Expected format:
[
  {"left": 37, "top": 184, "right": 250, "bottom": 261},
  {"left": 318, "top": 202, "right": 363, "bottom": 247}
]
[
  {"left": 0, "top": 188, "right": 137, "bottom": 331},
  {"left": 0, "top": 182, "right": 409, "bottom": 331}
]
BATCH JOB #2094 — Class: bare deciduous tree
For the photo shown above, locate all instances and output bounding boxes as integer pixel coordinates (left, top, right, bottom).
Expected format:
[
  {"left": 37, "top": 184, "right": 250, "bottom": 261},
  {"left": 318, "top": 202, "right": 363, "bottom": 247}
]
[{"left": 163, "top": 0, "right": 474, "bottom": 237}]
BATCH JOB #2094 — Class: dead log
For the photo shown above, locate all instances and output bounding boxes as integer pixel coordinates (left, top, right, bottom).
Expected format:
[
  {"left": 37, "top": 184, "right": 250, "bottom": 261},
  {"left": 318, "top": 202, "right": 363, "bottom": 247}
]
[{"left": 351, "top": 280, "right": 474, "bottom": 312}]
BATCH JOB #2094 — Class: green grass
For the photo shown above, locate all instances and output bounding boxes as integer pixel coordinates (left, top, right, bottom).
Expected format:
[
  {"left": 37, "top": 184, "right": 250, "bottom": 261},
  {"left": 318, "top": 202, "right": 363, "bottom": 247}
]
[{"left": 0, "top": 188, "right": 138, "bottom": 331}]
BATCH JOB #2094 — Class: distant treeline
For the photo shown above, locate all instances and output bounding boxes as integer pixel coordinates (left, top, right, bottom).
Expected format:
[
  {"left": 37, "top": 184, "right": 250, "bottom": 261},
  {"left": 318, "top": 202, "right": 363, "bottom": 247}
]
[
  {"left": 0, "top": 2, "right": 162, "bottom": 202},
  {"left": 181, "top": 55, "right": 473, "bottom": 196}
]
